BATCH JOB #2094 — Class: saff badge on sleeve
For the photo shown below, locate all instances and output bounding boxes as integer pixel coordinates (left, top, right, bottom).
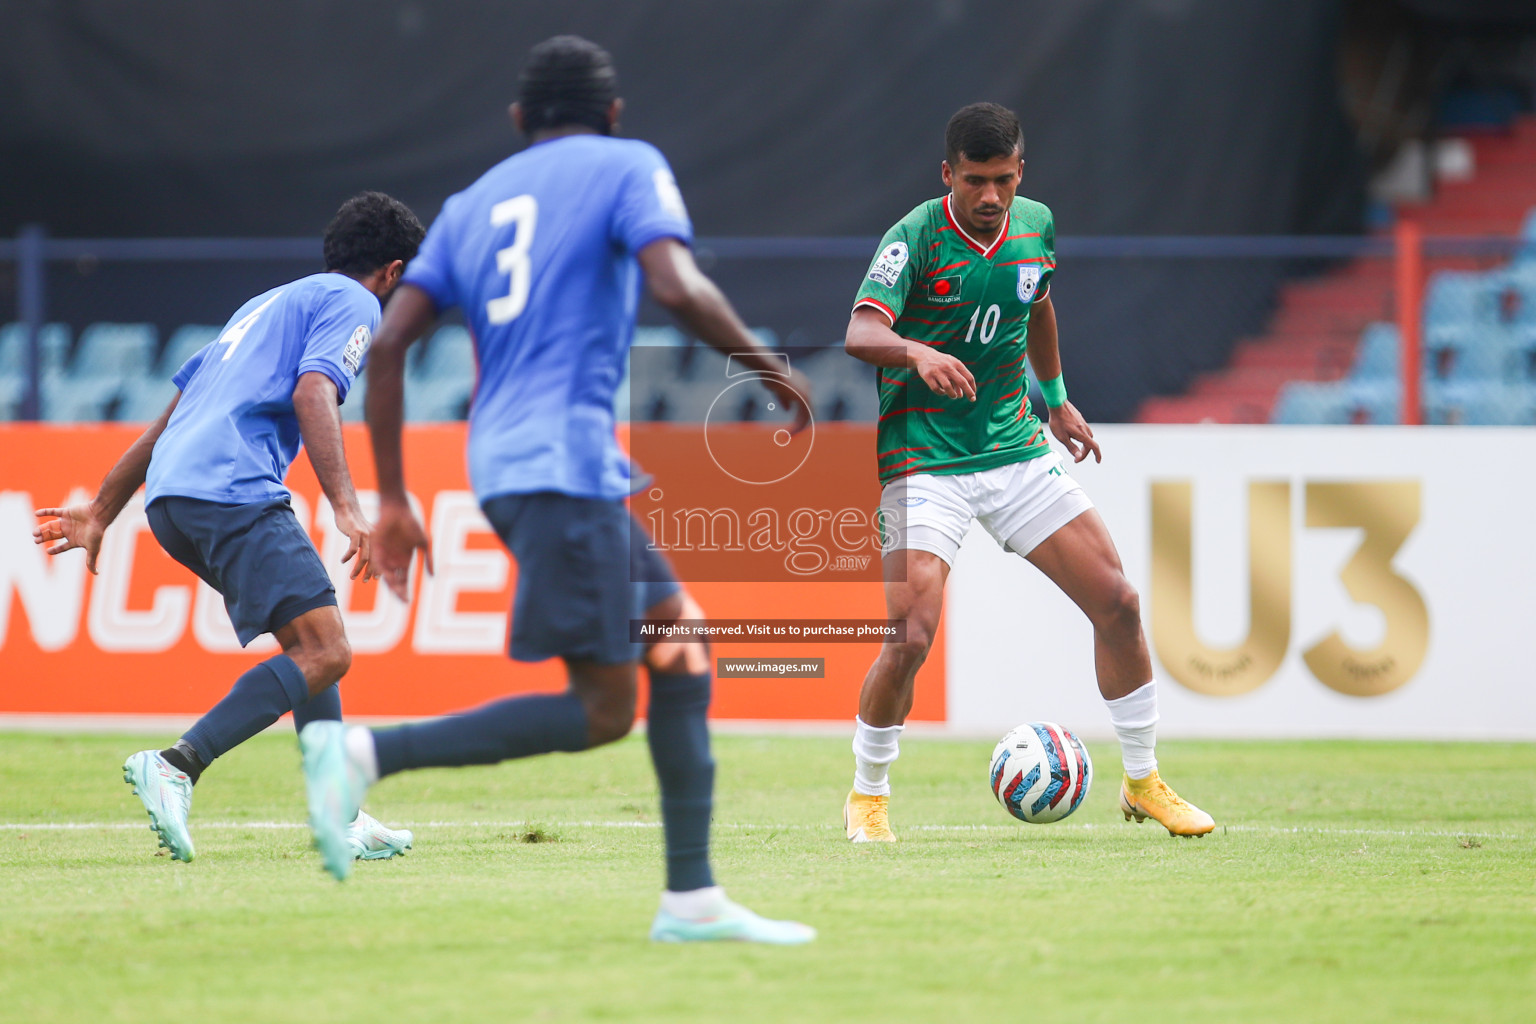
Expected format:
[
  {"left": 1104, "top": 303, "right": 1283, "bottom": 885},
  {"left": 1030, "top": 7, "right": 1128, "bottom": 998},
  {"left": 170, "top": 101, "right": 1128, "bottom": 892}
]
[
  {"left": 868, "top": 241, "right": 909, "bottom": 288},
  {"left": 342, "top": 325, "right": 372, "bottom": 378}
]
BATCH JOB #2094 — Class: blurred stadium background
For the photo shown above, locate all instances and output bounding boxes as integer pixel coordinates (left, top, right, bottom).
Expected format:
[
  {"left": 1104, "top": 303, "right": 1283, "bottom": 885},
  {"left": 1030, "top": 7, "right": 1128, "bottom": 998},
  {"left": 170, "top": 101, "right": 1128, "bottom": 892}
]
[
  {"left": 3, "top": 0, "right": 1535, "bottom": 428},
  {"left": 4, "top": 6, "right": 1536, "bottom": 1022}
]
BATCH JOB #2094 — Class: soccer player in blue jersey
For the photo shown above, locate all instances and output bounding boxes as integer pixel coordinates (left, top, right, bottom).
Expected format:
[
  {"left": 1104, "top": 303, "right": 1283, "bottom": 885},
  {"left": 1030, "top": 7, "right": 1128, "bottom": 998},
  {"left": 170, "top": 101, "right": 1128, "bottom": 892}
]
[
  {"left": 297, "top": 36, "right": 816, "bottom": 945},
  {"left": 32, "top": 193, "right": 424, "bottom": 865}
]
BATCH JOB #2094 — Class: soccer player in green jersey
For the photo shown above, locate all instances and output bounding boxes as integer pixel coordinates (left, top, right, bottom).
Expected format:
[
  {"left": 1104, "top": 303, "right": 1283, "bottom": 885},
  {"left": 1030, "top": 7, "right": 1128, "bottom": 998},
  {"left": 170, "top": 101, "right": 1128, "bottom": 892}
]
[{"left": 841, "top": 102, "right": 1214, "bottom": 840}]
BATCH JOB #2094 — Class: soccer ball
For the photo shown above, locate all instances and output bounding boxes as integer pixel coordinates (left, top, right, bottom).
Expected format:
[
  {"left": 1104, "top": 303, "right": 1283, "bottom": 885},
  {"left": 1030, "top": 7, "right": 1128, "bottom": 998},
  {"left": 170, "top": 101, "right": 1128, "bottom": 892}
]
[{"left": 988, "top": 722, "right": 1092, "bottom": 823}]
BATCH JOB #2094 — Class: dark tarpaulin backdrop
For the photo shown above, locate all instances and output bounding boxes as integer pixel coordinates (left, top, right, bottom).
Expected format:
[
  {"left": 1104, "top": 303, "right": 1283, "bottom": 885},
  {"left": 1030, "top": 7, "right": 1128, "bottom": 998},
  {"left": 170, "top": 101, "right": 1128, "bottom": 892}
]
[{"left": 0, "top": 0, "right": 1367, "bottom": 420}]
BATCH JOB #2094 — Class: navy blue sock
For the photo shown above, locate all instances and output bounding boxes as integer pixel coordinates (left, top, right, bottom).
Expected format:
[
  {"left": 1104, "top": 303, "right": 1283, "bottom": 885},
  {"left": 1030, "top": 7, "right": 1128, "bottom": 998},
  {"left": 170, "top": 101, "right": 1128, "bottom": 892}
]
[
  {"left": 292, "top": 683, "right": 342, "bottom": 733},
  {"left": 371, "top": 692, "right": 589, "bottom": 778},
  {"left": 646, "top": 669, "right": 716, "bottom": 892},
  {"left": 182, "top": 654, "right": 311, "bottom": 766}
]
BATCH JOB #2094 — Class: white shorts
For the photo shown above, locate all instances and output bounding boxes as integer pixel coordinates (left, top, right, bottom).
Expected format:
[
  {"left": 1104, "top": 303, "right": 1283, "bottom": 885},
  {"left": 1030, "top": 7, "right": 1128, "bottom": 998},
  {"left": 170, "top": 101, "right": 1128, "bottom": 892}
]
[{"left": 879, "top": 453, "right": 1095, "bottom": 566}]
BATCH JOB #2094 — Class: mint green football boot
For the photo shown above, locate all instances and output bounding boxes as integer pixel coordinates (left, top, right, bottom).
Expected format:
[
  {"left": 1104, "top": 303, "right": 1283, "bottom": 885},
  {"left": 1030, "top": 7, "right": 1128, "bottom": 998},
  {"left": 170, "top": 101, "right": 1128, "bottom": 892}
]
[
  {"left": 650, "top": 898, "right": 816, "bottom": 945},
  {"left": 123, "top": 750, "right": 196, "bottom": 863},
  {"left": 347, "top": 810, "right": 413, "bottom": 861},
  {"left": 299, "top": 721, "right": 368, "bottom": 881}
]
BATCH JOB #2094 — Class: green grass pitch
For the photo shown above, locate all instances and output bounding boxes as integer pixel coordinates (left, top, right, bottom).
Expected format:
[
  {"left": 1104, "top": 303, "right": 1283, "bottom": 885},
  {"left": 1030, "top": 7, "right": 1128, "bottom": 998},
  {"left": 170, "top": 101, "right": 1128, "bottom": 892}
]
[{"left": 2, "top": 730, "right": 1533, "bottom": 1022}]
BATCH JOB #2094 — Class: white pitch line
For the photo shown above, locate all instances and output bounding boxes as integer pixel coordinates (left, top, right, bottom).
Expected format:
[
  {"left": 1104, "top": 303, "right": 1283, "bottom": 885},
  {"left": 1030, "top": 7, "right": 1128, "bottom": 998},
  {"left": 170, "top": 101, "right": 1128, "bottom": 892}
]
[{"left": 1, "top": 821, "right": 1525, "bottom": 841}]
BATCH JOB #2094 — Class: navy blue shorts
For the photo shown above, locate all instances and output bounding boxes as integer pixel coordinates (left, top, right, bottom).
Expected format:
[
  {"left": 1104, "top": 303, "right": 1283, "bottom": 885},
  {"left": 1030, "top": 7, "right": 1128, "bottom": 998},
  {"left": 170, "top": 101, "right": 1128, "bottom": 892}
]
[
  {"left": 146, "top": 495, "right": 337, "bottom": 646},
  {"left": 482, "top": 492, "right": 681, "bottom": 665}
]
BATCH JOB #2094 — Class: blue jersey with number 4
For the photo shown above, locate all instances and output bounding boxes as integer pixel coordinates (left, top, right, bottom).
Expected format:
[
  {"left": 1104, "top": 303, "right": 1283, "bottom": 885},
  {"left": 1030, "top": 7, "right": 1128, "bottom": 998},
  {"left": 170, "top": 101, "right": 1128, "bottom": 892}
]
[
  {"left": 145, "top": 273, "right": 379, "bottom": 506},
  {"left": 402, "top": 134, "right": 692, "bottom": 502}
]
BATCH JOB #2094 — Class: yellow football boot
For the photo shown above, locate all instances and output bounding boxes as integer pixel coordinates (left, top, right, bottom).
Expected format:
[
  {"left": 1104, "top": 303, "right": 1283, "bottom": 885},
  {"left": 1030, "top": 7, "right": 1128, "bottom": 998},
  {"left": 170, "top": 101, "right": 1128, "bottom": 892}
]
[
  {"left": 1119, "top": 770, "right": 1215, "bottom": 837},
  {"left": 843, "top": 789, "right": 896, "bottom": 843}
]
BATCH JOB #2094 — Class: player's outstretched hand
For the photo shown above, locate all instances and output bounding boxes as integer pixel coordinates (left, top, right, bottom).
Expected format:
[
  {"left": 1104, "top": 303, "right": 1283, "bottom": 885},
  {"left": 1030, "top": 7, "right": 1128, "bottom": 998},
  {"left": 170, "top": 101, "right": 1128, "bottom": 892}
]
[
  {"left": 1047, "top": 401, "right": 1102, "bottom": 463},
  {"left": 914, "top": 349, "right": 977, "bottom": 402},
  {"left": 333, "top": 502, "right": 377, "bottom": 582},
  {"left": 765, "top": 367, "right": 814, "bottom": 434},
  {"left": 33, "top": 503, "right": 108, "bottom": 574},
  {"left": 373, "top": 498, "right": 433, "bottom": 602}
]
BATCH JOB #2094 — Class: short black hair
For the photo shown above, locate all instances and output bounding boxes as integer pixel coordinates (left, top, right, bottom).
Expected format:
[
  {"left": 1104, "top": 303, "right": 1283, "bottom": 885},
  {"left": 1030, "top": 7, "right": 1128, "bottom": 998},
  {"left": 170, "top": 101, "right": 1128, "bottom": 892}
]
[
  {"left": 322, "top": 192, "right": 425, "bottom": 277},
  {"left": 945, "top": 103, "right": 1024, "bottom": 166},
  {"left": 518, "top": 34, "right": 618, "bottom": 136}
]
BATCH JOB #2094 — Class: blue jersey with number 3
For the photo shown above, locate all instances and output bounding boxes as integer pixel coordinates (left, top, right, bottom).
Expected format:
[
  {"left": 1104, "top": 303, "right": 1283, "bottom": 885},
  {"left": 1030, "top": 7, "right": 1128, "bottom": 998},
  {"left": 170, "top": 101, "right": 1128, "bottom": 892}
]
[
  {"left": 402, "top": 134, "right": 692, "bottom": 501},
  {"left": 145, "top": 273, "right": 379, "bottom": 506}
]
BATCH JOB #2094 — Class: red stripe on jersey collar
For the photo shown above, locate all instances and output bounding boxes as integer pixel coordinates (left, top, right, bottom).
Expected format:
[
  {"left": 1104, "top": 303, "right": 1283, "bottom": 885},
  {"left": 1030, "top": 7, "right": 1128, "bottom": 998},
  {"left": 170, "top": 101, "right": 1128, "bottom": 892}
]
[{"left": 943, "top": 194, "right": 1009, "bottom": 259}]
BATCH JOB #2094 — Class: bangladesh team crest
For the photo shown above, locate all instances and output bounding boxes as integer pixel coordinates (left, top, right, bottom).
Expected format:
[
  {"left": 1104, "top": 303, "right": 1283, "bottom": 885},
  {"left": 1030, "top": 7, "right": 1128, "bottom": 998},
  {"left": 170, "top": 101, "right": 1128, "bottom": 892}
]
[{"left": 1016, "top": 266, "right": 1042, "bottom": 304}]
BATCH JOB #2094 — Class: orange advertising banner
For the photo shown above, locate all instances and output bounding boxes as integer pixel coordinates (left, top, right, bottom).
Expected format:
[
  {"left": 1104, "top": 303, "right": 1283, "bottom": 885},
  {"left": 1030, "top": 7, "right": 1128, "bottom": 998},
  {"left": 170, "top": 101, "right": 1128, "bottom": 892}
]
[{"left": 0, "top": 423, "right": 944, "bottom": 721}]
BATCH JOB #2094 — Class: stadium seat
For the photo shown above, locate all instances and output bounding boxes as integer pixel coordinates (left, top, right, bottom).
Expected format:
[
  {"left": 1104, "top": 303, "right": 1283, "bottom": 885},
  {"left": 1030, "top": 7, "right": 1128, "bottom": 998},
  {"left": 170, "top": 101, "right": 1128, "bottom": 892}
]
[
  {"left": 157, "top": 324, "right": 221, "bottom": 378},
  {"left": 612, "top": 343, "right": 638, "bottom": 422},
  {"left": 117, "top": 377, "right": 180, "bottom": 422},
  {"left": 399, "top": 326, "right": 476, "bottom": 421},
  {"left": 41, "top": 376, "right": 121, "bottom": 422},
  {"left": 1272, "top": 382, "right": 1351, "bottom": 424},
  {"left": 1502, "top": 264, "right": 1536, "bottom": 326},
  {"left": 1510, "top": 326, "right": 1536, "bottom": 382},
  {"left": 632, "top": 325, "right": 687, "bottom": 349},
  {"left": 613, "top": 380, "right": 632, "bottom": 421},
  {"left": 1423, "top": 271, "right": 1500, "bottom": 328},
  {"left": 1345, "top": 380, "right": 1401, "bottom": 424},
  {"left": 410, "top": 325, "right": 476, "bottom": 384},
  {"left": 624, "top": 328, "right": 683, "bottom": 407},
  {"left": 71, "top": 323, "right": 157, "bottom": 380},
  {"left": 404, "top": 377, "right": 473, "bottom": 422},
  {"left": 807, "top": 349, "right": 878, "bottom": 422},
  {"left": 341, "top": 373, "right": 367, "bottom": 423},
  {"left": 673, "top": 341, "right": 730, "bottom": 383},
  {"left": 632, "top": 386, "right": 672, "bottom": 421},
  {"left": 1349, "top": 322, "right": 1399, "bottom": 381},
  {"left": 1447, "top": 338, "right": 1511, "bottom": 381},
  {"left": 668, "top": 332, "right": 778, "bottom": 384},
  {"left": 1508, "top": 384, "right": 1536, "bottom": 423},
  {"left": 661, "top": 377, "right": 729, "bottom": 421},
  {"left": 1357, "top": 321, "right": 1513, "bottom": 383},
  {"left": 1425, "top": 381, "right": 1535, "bottom": 425},
  {"left": 1424, "top": 381, "right": 1473, "bottom": 425},
  {"left": 825, "top": 384, "right": 881, "bottom": 422},
  {"left": 1424, "top": 323, "right": 1510, "bottom": 381},
  {"left": 0, "top": 375, "right": 26, "bottom": 420},
  {"left": 635, "top": 377, "right": 784, "bottom": 423},
  {"left": 1517, "top": 207, "right": 1536, "bottom": 264},
  {"left": 0, "top": 322, "right": 71, "bottom": 375},
  {"left": 1338, "top": 319, "right": 1532, "bottom": 422},
  {"left": 0, "top": 324, "right": 73, "bottom": 420},
  {"left": 1271, "top": 380, "right": 1399, "bottom": 425}
]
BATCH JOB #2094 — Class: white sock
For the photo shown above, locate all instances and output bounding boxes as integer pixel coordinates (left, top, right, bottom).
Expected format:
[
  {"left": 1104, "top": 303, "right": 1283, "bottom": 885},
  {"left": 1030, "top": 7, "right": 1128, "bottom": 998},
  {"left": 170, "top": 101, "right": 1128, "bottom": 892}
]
[
  {"left": 345, "top": 725, "right": 380, "bottom": 785},
  {"left": 852, "top": 716, "right": 903, "bottom": 797},
  {"left": 661, "top": 885, "right": 728, "bottom": 920},
  {"left": 1105, "top": 680, "right": 1159, "bottom": 780}
]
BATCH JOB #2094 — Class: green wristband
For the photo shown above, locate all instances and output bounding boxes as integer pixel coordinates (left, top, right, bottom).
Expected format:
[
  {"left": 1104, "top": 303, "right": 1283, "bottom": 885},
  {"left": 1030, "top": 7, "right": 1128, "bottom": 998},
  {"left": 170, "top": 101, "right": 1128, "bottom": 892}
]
[{"left": 1039, "top": 374, "right": 1068, "bottom": 408}]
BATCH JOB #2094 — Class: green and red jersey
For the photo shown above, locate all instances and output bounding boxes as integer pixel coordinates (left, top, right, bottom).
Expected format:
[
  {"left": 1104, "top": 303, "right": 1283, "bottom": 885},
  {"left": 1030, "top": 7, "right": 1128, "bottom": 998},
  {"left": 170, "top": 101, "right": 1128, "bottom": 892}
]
[{"left": 853, "top": 193, "right": 1056, "bottom": 485}]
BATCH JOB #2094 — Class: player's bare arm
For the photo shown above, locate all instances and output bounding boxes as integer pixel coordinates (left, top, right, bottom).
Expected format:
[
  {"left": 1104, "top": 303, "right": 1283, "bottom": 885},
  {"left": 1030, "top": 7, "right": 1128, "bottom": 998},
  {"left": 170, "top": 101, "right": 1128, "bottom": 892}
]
[
  {"left": 293, "top": 371, "right": 375, "bottom": 581},
  {"left": 1025, "top": 294, "right": 1100, "bottom": 464},
  {"left": 638, "top": 236, "right": 812, "bottom": 431},
  {"left": 365, "top": 281, "right": 438, "bottom": 599},
  {"left": 844, "top": 306, "right": 977, "bottom": 401},
  {"left": 32, "top": 393, "right": 181, "bottom": 573}
]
